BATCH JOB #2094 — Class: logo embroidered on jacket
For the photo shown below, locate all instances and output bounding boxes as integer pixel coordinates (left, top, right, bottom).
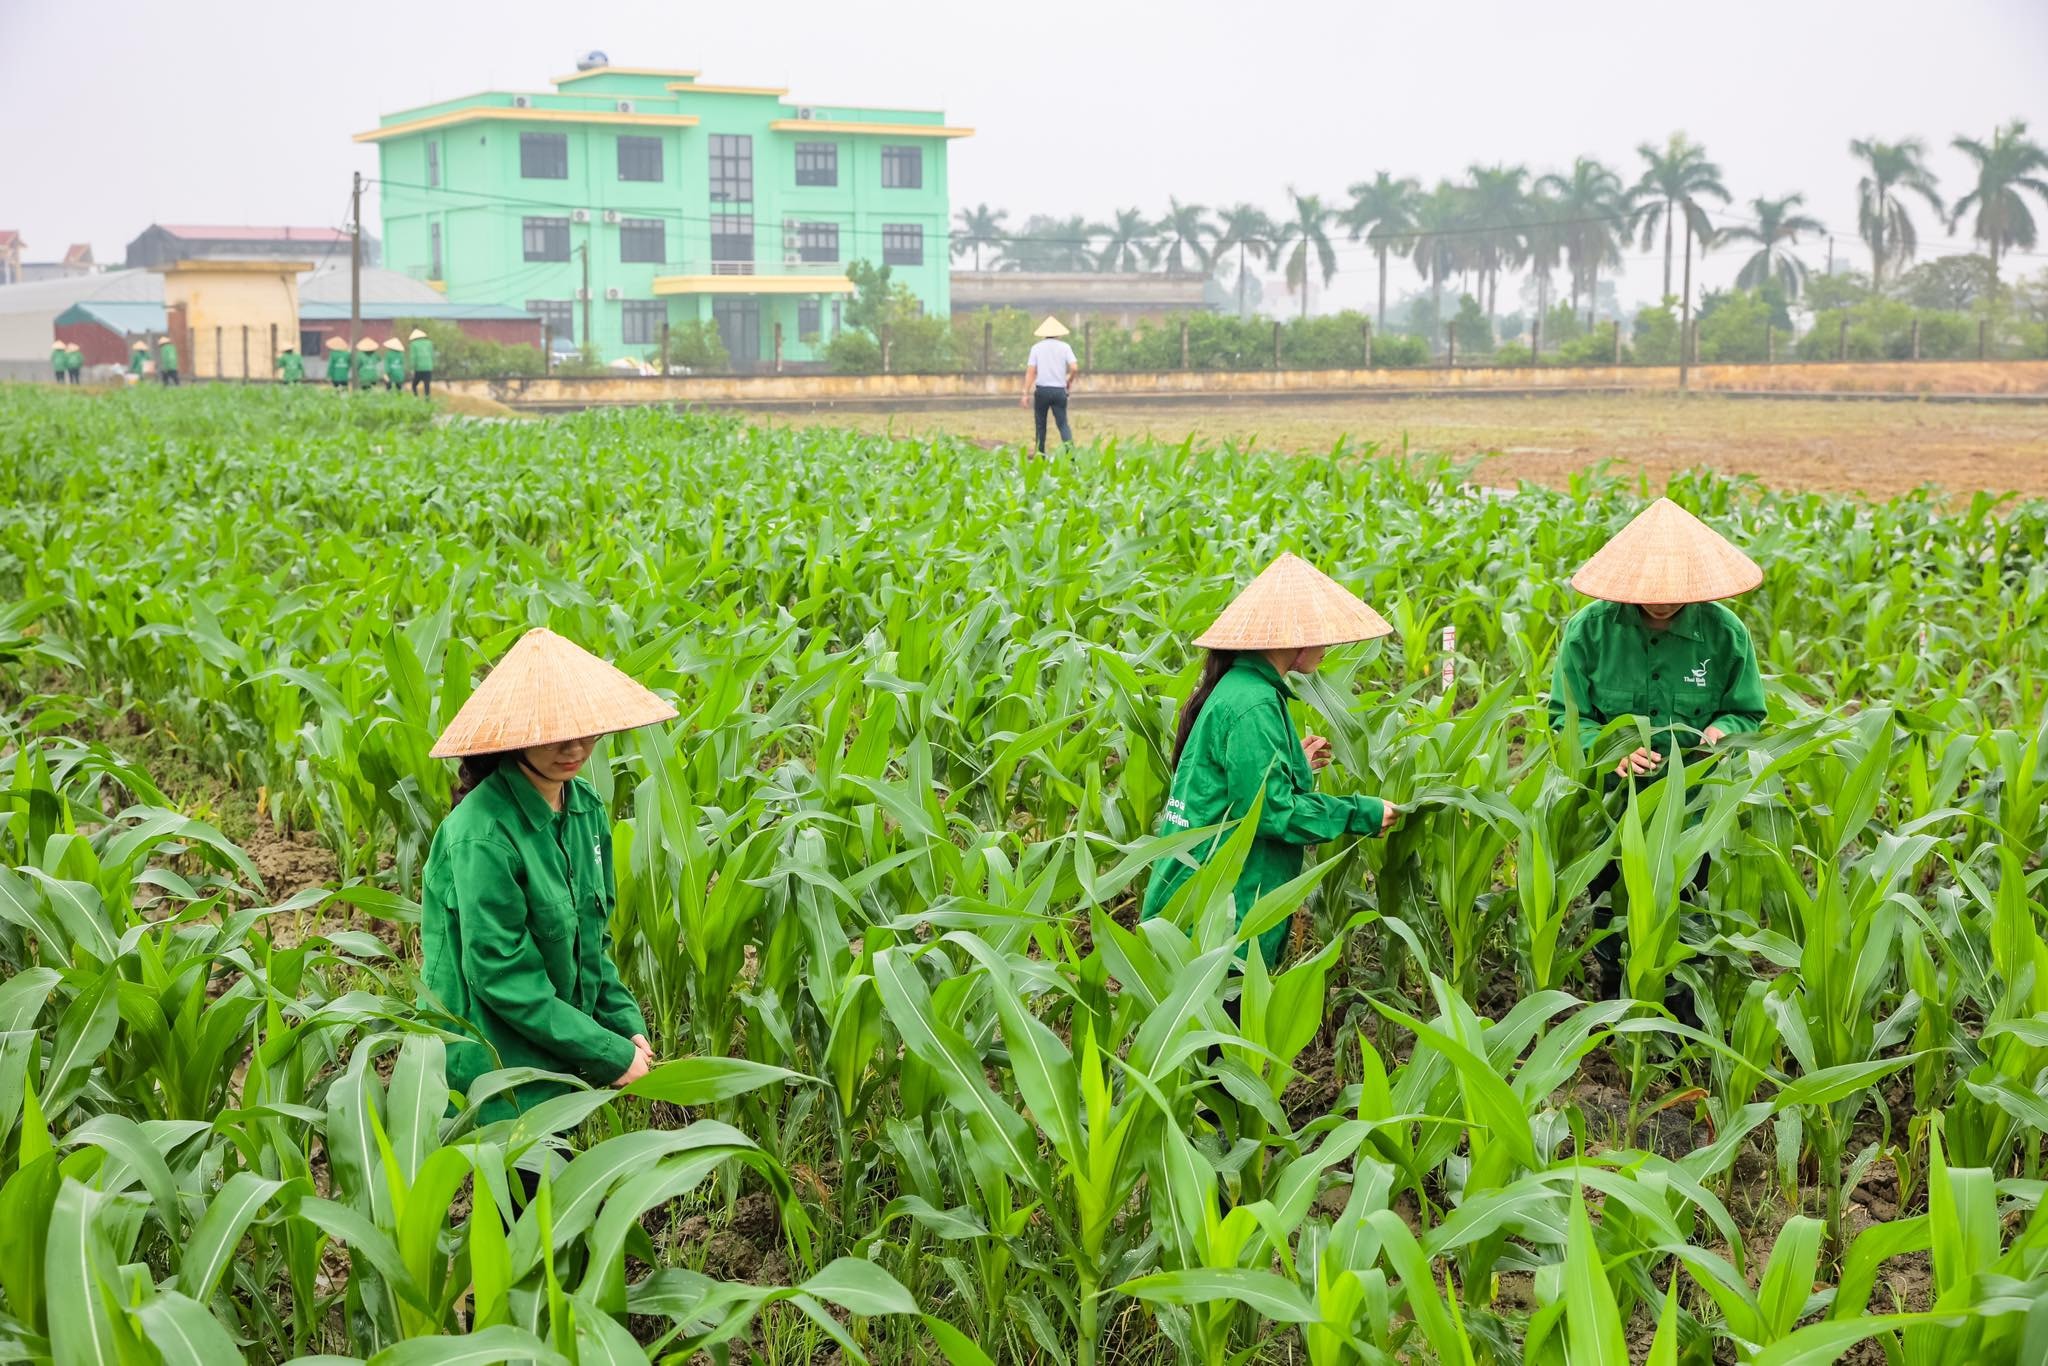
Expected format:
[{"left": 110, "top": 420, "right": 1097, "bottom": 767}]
[
  {"left": 1162, "top": 796, "right": 1191, "bottom": 830},
  {"left": 1685, "top": 658, "right": 1712, "bottom": 688}
]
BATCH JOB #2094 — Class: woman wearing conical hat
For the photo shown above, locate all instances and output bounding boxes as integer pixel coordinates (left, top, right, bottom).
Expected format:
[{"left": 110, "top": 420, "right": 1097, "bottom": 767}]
[
  {"left": 1547, "top": 498, "right": 1765, "bottom": 999},
  {"left": 1142, "top": 553, "right": 1401, "bottom": 969},
  {"left": 351, "top": 335, "right": 380, "bottom": 390},
  {"left": 381, "top": 337, "right": 406, "bottom": 390},
  {"left": 324, "top": 337, "right": 351, "bottom": 388},
  {"left": 421, "top": 628, "right": 676, "bottom": 1128},
  {"left": 1021, "top": 315, "right": 1079, "bottom": 454}
]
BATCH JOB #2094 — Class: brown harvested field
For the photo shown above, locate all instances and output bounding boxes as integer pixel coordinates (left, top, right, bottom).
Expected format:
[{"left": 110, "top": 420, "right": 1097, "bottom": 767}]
[{"left": 754, "top": 392, "right": 2048, "bottom": 498}]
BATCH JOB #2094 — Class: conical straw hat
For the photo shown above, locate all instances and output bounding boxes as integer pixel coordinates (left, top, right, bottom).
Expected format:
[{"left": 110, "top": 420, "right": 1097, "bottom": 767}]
[
  {"left": 430, "top": 627, "right": 678, "bottom": 758},
  {"left": 409, "top": 328, "right": 428, "bottom": 340},
  {"left": 131, "top": 340, "right": 147, "bottom": 349},
  {"left": 1570, "top": 498, "right": 1762, "bottom": 605},
  {"left": 355, "top": 336, "right": 379, "bottom": 351},
  {"left": 1033, "top": 315, "right": 1070, "bottom": 339},
  {"left": 1194, "top": 552, "right": 1393, "bottom": 650},
  {"left": 325, "top": 337, "right": 347, "bottom": 350},
  {"left": 383, "top": 338, "right": 404, "bottom": 350}
]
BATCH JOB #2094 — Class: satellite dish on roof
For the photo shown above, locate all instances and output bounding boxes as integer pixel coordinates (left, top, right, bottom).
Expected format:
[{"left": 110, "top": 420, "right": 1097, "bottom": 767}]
[{"left": 576, "top": 50, "right": 609, "bottom": 70}]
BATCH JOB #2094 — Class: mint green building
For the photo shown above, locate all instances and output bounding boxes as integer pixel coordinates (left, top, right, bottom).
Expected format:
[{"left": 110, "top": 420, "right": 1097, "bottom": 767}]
[{"left": 358, "top": 59, "right": 969, "bottom": 367}]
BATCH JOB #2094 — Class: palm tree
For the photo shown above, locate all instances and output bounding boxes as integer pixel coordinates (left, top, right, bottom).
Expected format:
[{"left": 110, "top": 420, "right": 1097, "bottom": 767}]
[
  {"left": 951, "top": 204, "right": 1007, "bottom": 272},
  {"left": 1273, "top": 190, "right": 1338, "bottom": 319},
  {"left": 1631, "top": 133, "right": 1729, "bottom": 301},
  {"left": 1520, "top": 189, "right": 1565, "bottom": 343},
  {"left": 1341, "top": 172, "right": 1420, "bottom": 331},
  {"left": 1538, "top": 157, "right": 1629, "bottom": 326},
  {"left": 1091, "top": 207, "right": 1158, "bottom": 272},
  {"left": 1721, "top": 193, "right": 1825, "bottom": 297},
  {"left": 1408, "top": 182, "right": 1469, "bottom": 343},
  {"left": 1156, "top": 199, "right": 1215, "bottom": 275},
  {"left": 1950, "top": 120, "right": 2048, "bottom": 294},
  {"left": 1214, "top": 204, "right": 1277, "bottom": 319},
  {"left": 1851, "top": 138, "right": 1943, "bottom": 291},
  {"left": 1465, "top": 163, "right": 1529, "bottom": 322},
  {"left": 997, "top": 215, "right": 1094, "bottom": 272}
]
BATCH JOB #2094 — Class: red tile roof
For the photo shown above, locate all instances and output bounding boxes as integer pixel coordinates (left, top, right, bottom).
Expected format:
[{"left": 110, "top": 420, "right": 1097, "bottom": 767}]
[
  {"left": 0, "top": 230, "right": 21, "bottom": 248},
  {"left": 63, "top": 243, "right": 93, "bottom": 264}
]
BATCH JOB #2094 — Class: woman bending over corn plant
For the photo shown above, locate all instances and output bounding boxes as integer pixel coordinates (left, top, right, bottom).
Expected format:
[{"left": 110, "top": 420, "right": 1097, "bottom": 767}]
[{"left": 1141, "top": 553, "right": 1402, "bottom": 971}]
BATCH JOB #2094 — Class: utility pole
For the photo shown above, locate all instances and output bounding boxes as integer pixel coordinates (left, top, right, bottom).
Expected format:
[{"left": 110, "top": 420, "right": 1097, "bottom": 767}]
[
  {"left": 1825, "top": 235, "right": 1835, "bottom": 277},
  {"left": 577, "top": 241, "right": 591, "bottom": 359},
  {"left": 349, "top": 171, "right": 363, "bottom": 390},
  {"left": 1678, "top": 220, "right": 1694, "bottom": 390}
]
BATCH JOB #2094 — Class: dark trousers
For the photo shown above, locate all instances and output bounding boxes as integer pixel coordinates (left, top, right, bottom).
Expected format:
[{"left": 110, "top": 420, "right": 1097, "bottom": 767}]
[
  {"left": 411, "top": 370, "right": 432, "bottom": 398},
  {"left": 1586, "top": 855, "right": 1710, "bottom": 981},
  {"left": 159, "top": 369, "right": 180, "bottom": 386},
  {"left": 1032, "top": 385, "right": 1072, "bottom": 452}
]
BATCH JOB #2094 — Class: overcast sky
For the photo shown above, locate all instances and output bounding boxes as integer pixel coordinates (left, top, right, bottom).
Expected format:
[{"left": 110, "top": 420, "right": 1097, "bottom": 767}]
[{"left": 4, "top": 0, "right": 2044, "bottom": 313}]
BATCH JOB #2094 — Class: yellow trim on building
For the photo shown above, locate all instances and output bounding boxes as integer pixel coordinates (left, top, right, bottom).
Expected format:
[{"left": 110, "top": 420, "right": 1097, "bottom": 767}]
[
  {"left": 667, "top": 82, "right": 790, "bottom": 97},
  {"left": 766, "top": 119, "right": 971, "bottom": 138},
  {"left": 651, "top": 274, "right": 856, "bottom": 297},
  {"left": 355, "top": 107, "right": 701, "bottom": 143},
  {"left": 552, "top": 65, "right": 701, "bottom": 85},
  {"left": 149, "top": 258, "right": 318, "bottom": 275}
]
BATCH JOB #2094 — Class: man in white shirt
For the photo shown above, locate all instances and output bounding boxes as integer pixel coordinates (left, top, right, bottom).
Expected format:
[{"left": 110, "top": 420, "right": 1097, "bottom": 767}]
[{"left": 1021, "top": 315, "right": 1081, "bottom": 453}]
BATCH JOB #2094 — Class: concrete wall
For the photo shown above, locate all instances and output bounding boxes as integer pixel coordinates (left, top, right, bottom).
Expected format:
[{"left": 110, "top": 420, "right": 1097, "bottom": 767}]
[
  {"left": 161, "top": 264, "right": 304, "bottom": 380},
  {"left": 446, "top": 358, "right": 2048, "bottom": 409}
]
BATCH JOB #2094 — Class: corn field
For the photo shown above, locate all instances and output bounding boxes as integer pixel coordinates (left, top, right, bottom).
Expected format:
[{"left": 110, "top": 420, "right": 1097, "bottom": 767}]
[{"left": 0, "top": 384, "right": 2045, "bottom": 1364}]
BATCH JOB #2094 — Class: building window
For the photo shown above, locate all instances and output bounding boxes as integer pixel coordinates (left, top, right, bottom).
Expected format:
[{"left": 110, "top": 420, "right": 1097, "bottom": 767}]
[
  {"left": 709, "top": 134, "right": 753, "bottom": 203},
  {"left": 795, "top": 141, "right": 838, "bottom": 187},
  {"left": 831, "top": 300, "right": 842, "bottom": 334},
  {"left": 881, "top": 145, "right": 923, "bottom": 189},
  {"left": 427, "top": 140, "right": 440, "bottom": 187},
  {"left": 621, "top": 300, "right": 666, "bottom": 345},
  {"left": 617, "top": 134, "right": 663, "bottom": 182},
  {"left": 712, "top": 298, "right": 760, "bottom": 363},
  {"left": 429, "top": 222, "right": 443, "bottom": 280},
  {"left": 522, "top": 216, "right": 570, "bottom": 262},
  {"left": 520, "top": 132, "right": 568, "bottom": 179},
  {"left": 798, "top": 299, "right": 821, "bottom": 341},
  {"left": 882, "top": 223, "right": 924, "bottom": 266},
  {"left": 525, "top": 299, "right": 574, "bottom": 344},
  {"left": 619, "top": 217, "right": 665, "bottom": 264},
  {"left": 710, "top": 214, "right": 754, "bottom": 268},
  {"left": 796, "top": 222, "right": 839, "bottom": 263}
]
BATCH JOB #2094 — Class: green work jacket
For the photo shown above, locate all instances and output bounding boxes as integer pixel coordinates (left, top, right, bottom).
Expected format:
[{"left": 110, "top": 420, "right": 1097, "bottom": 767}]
[
  {"left": 129, "top": 350, "right": 146, "bottom": 374},
  {"left": 1141, "top": 654, "right": 1387, "bottom": 967},
  {"left": 352, "top": 352, "right": 379, "bottom": 384},
  {"left": 277, "top": 352, "right": 304, "bottom": 382},
  {"left": 52, "top": 347, "right": 66, "bottom": 374},
  {"left": 384, "top": 351, "right": 405, "bottom": 383},
  {"left": 159, "top": 343, "right": 177, "bottom": 370},
  {"left": 1547, "top": 600, "right": 1766, "bottom": 756},
  {"left": 326, "top": 350, "right": 350, "bottom": 381},
  {"left": 409, "top": 337, "right": 434, "bottom": 370},
  {"left": 420, "top": 766, "right": 646, "bottom": 1124}
]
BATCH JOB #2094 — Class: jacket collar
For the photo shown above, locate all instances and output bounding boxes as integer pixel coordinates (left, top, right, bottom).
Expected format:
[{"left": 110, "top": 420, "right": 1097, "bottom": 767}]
[
  {"left": 491, "top": 762, "right": 597, "bottom": 829},
  {"left": 1231, "top": 652, "right": 1297, "bottom": 699},
  {"left": 1630, "top": 602, "right": 1710, "bottom": 644}
]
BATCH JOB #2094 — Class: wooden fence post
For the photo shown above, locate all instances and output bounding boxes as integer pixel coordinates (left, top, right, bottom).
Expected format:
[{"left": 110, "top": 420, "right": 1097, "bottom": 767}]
[
  {"left": 1978, "top": 318, "right": 1988, "bottom": 360},
  {"left": 241, "top": 326, "right": 250, "bottom": 383},
  {"left": 982, "top": 317, "right": 993, "bottom": 374},
  {"left": 1181, "top": 319, "right": 1191, "bottom": 369},
  {"left": 1765, "top": 323, "right": 1774, "bottom": 363},
  {"left": 1083, "top": 320, "right": 1093, "bottom": 369},
  {"left": 1361, "top": 319, "right": 1372, "bottom": 368},
  {"left": 882, "top": 338, "right": 892, "bottom": 373},
  {"left": 1611, "top": 319, "right": 1622, "bottom": 364},
  {"left": 215, "top": 326, "right": 224, "bottom": 381},
  {"left": 1910, "top": 318, "right": 1921, "bottom": 361},
  {"left": 1272, "top": 320, "right": 1282, "bottom": 368},
  {"left": 1838, "top": 317, "right": 1849, "bottom": 362},
  {"left": 1445, "top": 321, "right": 1456, "bottom": 367},
  {"left": 1529, "top": 315, "right": 1540, "bottom": 365},
  {"left": 660, "top": 321, "right": 671, "bottom": 376}
]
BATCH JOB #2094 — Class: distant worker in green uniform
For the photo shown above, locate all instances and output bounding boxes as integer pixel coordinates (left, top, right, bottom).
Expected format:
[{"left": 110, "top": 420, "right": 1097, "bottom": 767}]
[
  {"left": 275, "top": 341, "right": 304, "bottom": 384},
  {"left": 382, "top": 337, "right": 406, "bottom": 390},
  {"left": 1142, "top": 553, "right": 1401, "bottom": 970},
  {"left": 129, "top": 340, "right": 148, "bottom": 382},
  {"left": 1547, "top": 498, "right": 1766, "bottom": 1002},
  {"left": 51, "top": 339, "right": 67, "bottom": 384},
  {"left": 407, "top": 328, "right": 434, "bottom": 397},
  {"left": 324, "top": 337, "right": 350, "bottom": 388},
  {"left": 420, "top": 628, "right": 676, "bottom": 1143},
  {"left": 66, "top": 342, "right": 85, "bottom": 383},
  {"left": 351, "top": 336, "right": 379, "bottom": 390},
  {"left": 157, "top": 335, "right": 180, "bottom": 386}
]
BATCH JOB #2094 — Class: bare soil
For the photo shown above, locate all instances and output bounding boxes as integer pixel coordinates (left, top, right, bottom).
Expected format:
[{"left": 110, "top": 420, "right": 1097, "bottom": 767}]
[{"left": 756, "top": 393, "right": 2048, "bottom": 499}]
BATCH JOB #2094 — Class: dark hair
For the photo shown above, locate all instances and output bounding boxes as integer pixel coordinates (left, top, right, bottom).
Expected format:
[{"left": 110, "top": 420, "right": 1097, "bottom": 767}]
[
  {"left": 452, "top": 751, "right": 513, "bottom": 806},
  {"left": 1170, "top": 650, "right": 1238, "bottom": 767}
]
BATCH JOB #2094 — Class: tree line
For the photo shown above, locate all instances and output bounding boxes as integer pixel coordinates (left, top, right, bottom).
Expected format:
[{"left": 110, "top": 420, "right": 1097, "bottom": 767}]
[{"left": 950, "top": 122, "right": 2048, "bottom": 334}]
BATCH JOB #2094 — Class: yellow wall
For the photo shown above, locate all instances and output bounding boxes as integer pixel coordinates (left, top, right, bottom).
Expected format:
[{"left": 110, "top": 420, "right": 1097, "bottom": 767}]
[{"left": 158, "top": 261, "right": 310, "bottom": 379}]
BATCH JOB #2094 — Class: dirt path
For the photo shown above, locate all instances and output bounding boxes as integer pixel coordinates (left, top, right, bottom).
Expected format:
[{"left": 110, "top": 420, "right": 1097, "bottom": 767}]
[{"left": 755, "top": 393, "right": 2048, "bottom": 498}]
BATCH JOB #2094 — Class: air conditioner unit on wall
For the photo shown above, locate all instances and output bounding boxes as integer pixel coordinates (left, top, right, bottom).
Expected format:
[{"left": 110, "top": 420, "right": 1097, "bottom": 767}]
[
  {"left": 511, "top": 95, "right": 532, "bottom": 108},
  {"left": 571, "top": 209, "right": 591, "bottom": 223},
  {"left": 602, "top": 209, "right": 620, "bottom": 225},
  {"left": 604, "top": 287, "right": 623, "bottom": 301},
  {"left": 576, "top": 288, "right": 590, "bottom": 301},
  {"left": 784, "top": 251, "right": 801, "bottom": 266},
  {"left": 783, "top": 233, "right": 800, "bottom": 250},
  {"left": 796, "top": 107, "right": 815, "bottom": 119},
  {"left": 615, "top": 99, "right": 635, "bottom": 113}
]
